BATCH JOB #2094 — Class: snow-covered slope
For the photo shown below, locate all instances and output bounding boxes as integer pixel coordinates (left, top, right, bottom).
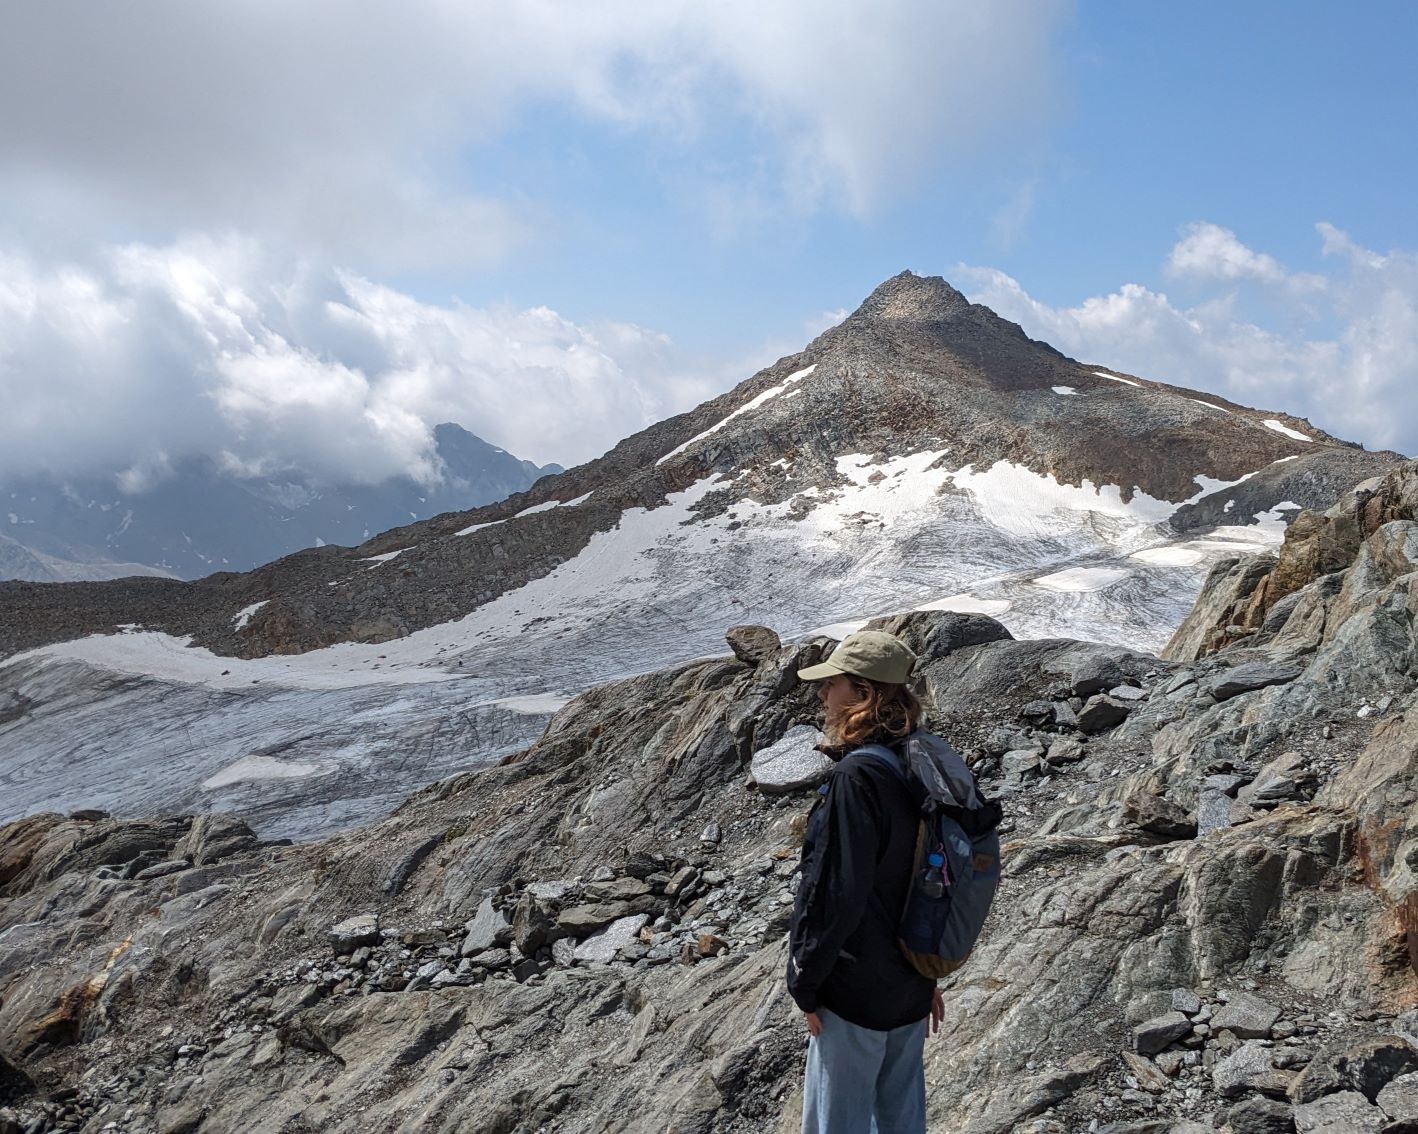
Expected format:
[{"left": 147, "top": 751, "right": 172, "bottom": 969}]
[{"left": 0, "top": 272, "right": 1402, "bottom": 838}]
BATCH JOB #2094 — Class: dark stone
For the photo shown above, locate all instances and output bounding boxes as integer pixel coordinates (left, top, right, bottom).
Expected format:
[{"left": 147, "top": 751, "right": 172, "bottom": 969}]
[
  {"left": 1133, "top": 1011, "right": 1191, "bottom": 1055},
  {"left": 0, "top": 1052, "right": 34, "bottom": 1104},
  {"left": 512, "top": 892, "right": 552, "bottom": 956},
  {"left": 1224, "top": 1096, "right": 1295, "bottom": 1134},
  {"left": 1204, "top": 662, "right": 1303, "bottom": 702},
  {"left": 725, "top": 625, "right": 781, "bottom": 665},
  {"left": 1077, "top": 694, "right": 1132, "bottom": 733},
  {"left": 1122, "top": 793, "right": 1197, "bottom": 840}
]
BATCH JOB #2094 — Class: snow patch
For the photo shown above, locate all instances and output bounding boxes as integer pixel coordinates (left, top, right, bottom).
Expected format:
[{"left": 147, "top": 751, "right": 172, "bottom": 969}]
[
  {"left": 1031, "top": 566, "right": 1132, "bottom": 592},
  {"left": 946, "top": 461, "right": 1178, "bottom": 538},
  {"left": 1272, "top": 455, "right": 1300, "bottom": 464},
  {"left": 1130, "top": 546, "right": 1206, "bottom": 567},
  {"left": 494, "top": 694, "right": 571, "bottom": 715},
  {"left": 1262, "top": 419, "right": 1314, "bottom": 442},
  {"left": 361, "top": 548, "right": 410, "bottom": 565},
  {"left": 1093, "top": 371, "right": 1143, "bottom": 387},
  {"left": 1188, "top": 398, "right": 1230, "bottom": 413},
  {"left": 807, "top": 619, "right": 869, "bottom": 640},
  {"left": 1052, "top": 386, "right": 1081, "bottom": 396},
  {"left": 202, "top": 754, "right": 327, "bottom": 790},
  {"left": 456, "top": 491, "right": 594, "bottom": 537},
  {"left": 916, "top": 594, "right": 1012, "bottom": 616},
  {"left": 656, "top": 365, "right": 816, "bottom": 465},
  {"left": 232, "top": 601, "right": 269, "bottom": 630}
]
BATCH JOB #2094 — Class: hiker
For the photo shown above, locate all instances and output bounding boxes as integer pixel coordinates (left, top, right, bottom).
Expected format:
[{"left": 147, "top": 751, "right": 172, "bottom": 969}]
[{"left": 788, "top": 629, "right": 1000, "bottom": 1133}]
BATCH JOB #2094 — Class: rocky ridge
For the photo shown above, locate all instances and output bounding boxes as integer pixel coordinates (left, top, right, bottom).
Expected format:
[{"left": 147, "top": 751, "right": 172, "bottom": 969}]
[{"left": 4, "top": 458, "right": 1418, "bottom": 1132}]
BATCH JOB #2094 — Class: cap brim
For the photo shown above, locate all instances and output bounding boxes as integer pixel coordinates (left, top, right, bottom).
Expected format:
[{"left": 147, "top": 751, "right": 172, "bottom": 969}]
[{"left": 796, "top": 661, "right": 844, "bottom": 681}]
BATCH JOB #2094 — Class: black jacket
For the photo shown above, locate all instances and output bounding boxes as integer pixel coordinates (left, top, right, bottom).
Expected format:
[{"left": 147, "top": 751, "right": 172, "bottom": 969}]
[{"left": 786, "top": 747, "right": 934, "bottom": 1031}]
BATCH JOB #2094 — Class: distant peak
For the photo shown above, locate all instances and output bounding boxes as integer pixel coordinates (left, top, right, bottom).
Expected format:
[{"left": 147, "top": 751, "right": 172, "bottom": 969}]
[{"left": 849, "top": 270, "right": 972, "bottom": 322}]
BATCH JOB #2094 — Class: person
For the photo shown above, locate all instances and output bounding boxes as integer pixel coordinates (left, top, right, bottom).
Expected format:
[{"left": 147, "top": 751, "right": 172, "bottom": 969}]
[{"left": 788, "top": 629, "right": 945, "bottom": 1134}]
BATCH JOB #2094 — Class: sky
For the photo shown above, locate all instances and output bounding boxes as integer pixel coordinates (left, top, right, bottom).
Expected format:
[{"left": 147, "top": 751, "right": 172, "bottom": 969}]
[{"left": 1, "top": 0, "right": 1415, "bottom": 487}]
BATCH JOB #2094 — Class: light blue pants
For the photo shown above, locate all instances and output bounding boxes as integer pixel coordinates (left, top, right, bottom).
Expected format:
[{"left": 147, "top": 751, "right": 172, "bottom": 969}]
[{"left": 801, "top": 1009, "right": 927, "bottom": 1134}]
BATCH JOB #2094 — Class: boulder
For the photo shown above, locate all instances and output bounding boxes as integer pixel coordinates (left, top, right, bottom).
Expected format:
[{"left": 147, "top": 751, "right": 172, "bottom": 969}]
[
  {"left": 512, "top": 892, "right": 552, "bottom": 955},
  {"left": 1077, "top": 694, "right": 1132, "bottom": 733},
  {"left": 1213, "top": 1041, "right": 1278, "bottom": 1098},
  {"left": 1211, "top": 991, "right": 1282, "bottom": 1039},
  {"left": 328, "top": 914, "right": 380, "bottom": 953},
  {"left": 460, "top": 897, "right": 514, "bottom": 956},
  {"left": 1291, "top": 1090, "right": 1386, "bottom": 1133},
  {"left": 174, "top": 814, "right": 259, "bottom": 865},
  {"left": 749, "top": 727, "right": 833, "bottom": 794},
  {"left": 556, "top": 902, "right": 641, "bottom": 936},
  {"left": 1132, "top": 1011, "right": 1190, "bottom": 1055},
  {"left": 574, "top": 914, "right": 650, "bottom": 964},
  {"left": 725, "top": 625, "right": 781, "bottom": 665},
  {"left": 1291, "top": 1037, "right": 1418, "bottom": 1104},
  {"left": 1204, "top": 662, "right": 1303, "bottom": 702},
  {"left": 1121, "top": 792, "right": 1196, "bottom": 840},
  {"left": 1224, "top": 1096, "right": 1295, "bottom": 1134},
  {"left": 1377, "top": 1071, "right": 1418, "bottom": 1122}
]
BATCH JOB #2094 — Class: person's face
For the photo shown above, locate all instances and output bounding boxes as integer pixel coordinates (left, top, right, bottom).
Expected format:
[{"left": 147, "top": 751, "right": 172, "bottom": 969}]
[{"left": 817, "top": 674, "right": 865, "bottom": 724}]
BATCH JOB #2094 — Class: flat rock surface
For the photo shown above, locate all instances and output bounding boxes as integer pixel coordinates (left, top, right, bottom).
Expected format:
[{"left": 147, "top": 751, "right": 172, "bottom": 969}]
[{"left": 749, "top": 726, "right": 832, "bottom": 794}]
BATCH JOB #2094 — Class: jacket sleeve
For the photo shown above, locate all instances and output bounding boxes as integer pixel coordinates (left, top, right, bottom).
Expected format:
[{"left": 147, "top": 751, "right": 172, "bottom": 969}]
[{"left": 786, "top": 762, "right": 886, "bottom": 1013}]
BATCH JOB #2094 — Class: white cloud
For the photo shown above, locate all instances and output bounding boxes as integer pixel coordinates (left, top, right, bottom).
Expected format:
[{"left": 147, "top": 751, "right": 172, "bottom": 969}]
[
  {"left": 958, "top": 223, "right": 1418, "bottom": 457},
  {"left": 0, "top": 237, "right": 733, "bottom": 483},
  {"left": 1167, "top": 222, "right": 1324, "bottom": 291},
  {"left": 0, "top": 2, "right": 1068, "bottom": 270}
]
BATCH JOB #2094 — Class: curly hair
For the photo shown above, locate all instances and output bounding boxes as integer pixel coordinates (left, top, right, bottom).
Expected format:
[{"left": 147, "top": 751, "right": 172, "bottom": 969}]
[{"left": 828, "top": 676, "right": 922, "bottom": 750}]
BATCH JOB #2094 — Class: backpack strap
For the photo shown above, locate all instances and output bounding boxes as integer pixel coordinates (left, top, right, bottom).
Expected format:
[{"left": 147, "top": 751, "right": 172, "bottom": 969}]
[{"left": 851, "top": 743, "right": 907, "bottom": 783}]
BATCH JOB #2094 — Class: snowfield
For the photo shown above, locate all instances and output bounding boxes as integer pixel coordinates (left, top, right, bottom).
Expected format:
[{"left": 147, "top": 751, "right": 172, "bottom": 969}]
[{"left": 0, "top": 450, "right": 1294, "bottom": 840}]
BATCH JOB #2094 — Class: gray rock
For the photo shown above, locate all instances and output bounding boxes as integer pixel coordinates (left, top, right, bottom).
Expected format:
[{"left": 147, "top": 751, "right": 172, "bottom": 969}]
[
  {"left": 1213, "top": 1041, "right": 1277, "bottom": 1097},
  {"left": 1020, "top": 699, "right": 1055, "bottom": 723},
  {"left": 328, "top": 914, "right": 380, "bottom": 953},
  {"left": 511, "top": 892, "right": 552, "bottom": 955},
  {"left": 1171, "top": 988, "right": 1202, "bottom": 1015},
  {"left": 1051, "top": 701, "right": 1080, "bottom": 730},
  {"left": 724, "top": 625, "right": 781, "bottom": 665},
  {"left": 556, "top": 901, "right": 641, "bottom": 936},
  {"left": 1204, "top": 662, "right": 1303, "bottom": 702},
  {"left": 1376, "top": 1070, "right": 1418, "bottom": 1121},
  {"left": 573, "top": 914, "right": 650, "bottom": 964},
  {"left": 1003, "top": 750, "right": 1042, "bottom": 779},
  {"left": 466, "top": 947, "right": 511, "bottom": 970},
  {"left": 551, "top": 937, "right": 577, "bottom": 967},
  {"left": 663, "top": 866, "right": 699, "bottom": 898},
  {"left": 460, "top": 897, "right": 513, "bottom": 956},
  {"left": 1212, "top": 991, "right": 1282, "bottom": 1039},
  {"left": 1133, "top": 1011, "right": 1191, "bottom": 1055},
  {"left": 1044, "top": 736, "right": 1086, "bottom": 765},
  {"left": 1121, "top": 793, "right": 1196, "bottom": 840},
  {"left": 173, "top": 814, "right": 259, "bottom": 866},
  {"left": 1299, "top": 1037, "right": 1418, "bottom": 1103},
  {"left": 699, "top": 822, "right": 722, "bottom": 846},
  {"left": 1068, "top": 650, "right": 1126, "bottom": 696},
  {"left": 1224, "top": 1096, "right": 1295, "bottom": 1134},
  {"left": 1077, "top": 694, "right": 1132, "bottom": 733},
  {"left": 1291, "top": 1090, "right": 1386, "bottom": 1133},
  {"left": 1108, "top": 684, "right": 1149, "bottom": 702},
  {"left": 749, "top": 726, "right": 832, "bottom": 794}
]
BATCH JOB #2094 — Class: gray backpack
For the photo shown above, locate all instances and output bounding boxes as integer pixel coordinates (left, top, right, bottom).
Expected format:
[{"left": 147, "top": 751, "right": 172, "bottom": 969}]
[{"left": 855, "top": 732, "right": 1003, "bottom": 979}]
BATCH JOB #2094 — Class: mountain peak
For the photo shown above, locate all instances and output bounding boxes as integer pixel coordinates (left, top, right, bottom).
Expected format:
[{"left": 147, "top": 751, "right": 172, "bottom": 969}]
[{"left": 848, "top": 270, "right": 972, "bottom": 322}]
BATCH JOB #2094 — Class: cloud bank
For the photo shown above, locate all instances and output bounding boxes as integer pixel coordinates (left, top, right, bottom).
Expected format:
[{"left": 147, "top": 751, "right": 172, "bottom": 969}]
[
  {"left": 0, "top": 237, "right": 727, "bottom": 483},
  {"left": 958, "top": 223, "right": 1418, "bottom": 458},
  {"left": 0, "top": 1, "right": 1068, "bottom": 269}
]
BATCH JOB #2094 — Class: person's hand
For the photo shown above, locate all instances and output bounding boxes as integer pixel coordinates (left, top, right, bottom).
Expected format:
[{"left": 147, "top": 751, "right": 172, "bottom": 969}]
[
  {"left": 804, "top": 1011, "right": 823, "bottom": 1037},
  {"left": 929, "top": 988, "right": 945, "bottom": 1037}
]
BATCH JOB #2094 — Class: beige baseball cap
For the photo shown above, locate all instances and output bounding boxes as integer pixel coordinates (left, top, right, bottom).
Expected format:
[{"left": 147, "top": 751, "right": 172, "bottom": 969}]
[{"left": 797, "top": 630, "right": 917, "bottom": 684}]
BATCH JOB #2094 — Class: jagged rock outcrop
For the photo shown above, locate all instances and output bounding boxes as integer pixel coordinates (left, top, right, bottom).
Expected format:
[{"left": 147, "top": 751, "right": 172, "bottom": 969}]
[{"left": 1164, "top": 460, "right": 1418, "bottom": 661}]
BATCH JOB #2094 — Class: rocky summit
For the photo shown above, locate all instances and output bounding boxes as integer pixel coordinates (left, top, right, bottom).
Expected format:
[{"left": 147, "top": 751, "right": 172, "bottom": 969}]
[
  {"left": 0, "top": 272, "right": 1403, "bottom": 839},
  {"left": 2, "top": 455, "right": 1418, "bottom": 1133}
]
